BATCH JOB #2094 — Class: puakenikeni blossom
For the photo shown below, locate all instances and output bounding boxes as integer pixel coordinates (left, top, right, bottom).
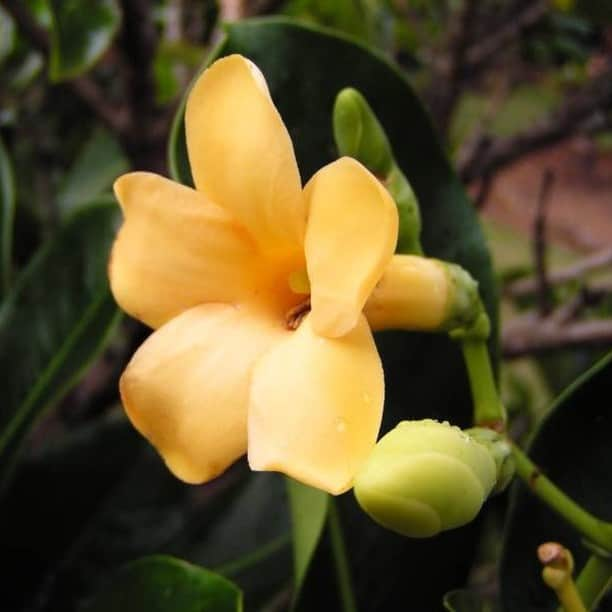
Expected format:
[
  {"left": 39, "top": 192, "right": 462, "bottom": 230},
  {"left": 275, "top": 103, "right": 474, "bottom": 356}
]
[{"left": 110, "top": 54, "right": 453, "bottom": 494}]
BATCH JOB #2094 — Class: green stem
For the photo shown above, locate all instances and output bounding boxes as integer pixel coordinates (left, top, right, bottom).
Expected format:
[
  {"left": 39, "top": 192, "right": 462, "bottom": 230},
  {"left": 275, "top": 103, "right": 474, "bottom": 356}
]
[
  {"left": 327, "top": 500, "right": 358, "bottom": 612},
  {"left": 512, "top": 445, "right": 612, "bottom": 554},
  {"left": 576, "top": 553, "right": 612, "bottom": 610},
  {"left": 461, "top": 339, "right": 506, "bottom": 429},
  {"left": 555, "top": 581, "right": 587, "bottom": 612}
]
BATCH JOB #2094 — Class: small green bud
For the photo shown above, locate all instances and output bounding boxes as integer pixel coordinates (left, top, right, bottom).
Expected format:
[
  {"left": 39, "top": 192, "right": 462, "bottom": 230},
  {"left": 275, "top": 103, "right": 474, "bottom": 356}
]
[
  {"left": 354, "top": 420, "right": 496, "bottom": 538},
  {"left": 333, "top": 88, "right": 394, "bottom": 176},
  {"left": 465, "top": 427, "right": 515, "bottom": 494}
]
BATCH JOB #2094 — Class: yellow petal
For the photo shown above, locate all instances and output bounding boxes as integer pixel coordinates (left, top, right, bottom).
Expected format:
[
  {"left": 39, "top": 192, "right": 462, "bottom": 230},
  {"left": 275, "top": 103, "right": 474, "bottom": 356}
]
[
  {"left": 111, "top": 172, "right": 260, "bottom": 329},
  {"left": 248, "top": 314, "right": 384, "bottom": 495},
  {"left": 120, "top": 303, "right": 285, "bottom": 484},
  {"left": 185, "top": 54, "right": 305, "bottom": 253},
  {"left": 304, "top": 157, "right": 398, "bottom": 338}
]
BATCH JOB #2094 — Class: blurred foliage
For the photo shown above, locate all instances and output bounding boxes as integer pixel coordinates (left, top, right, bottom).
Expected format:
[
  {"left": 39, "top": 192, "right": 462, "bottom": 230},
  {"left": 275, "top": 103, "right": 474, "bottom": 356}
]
[{"left": 0, "top": 0, "right": 611, "bottom": 611}]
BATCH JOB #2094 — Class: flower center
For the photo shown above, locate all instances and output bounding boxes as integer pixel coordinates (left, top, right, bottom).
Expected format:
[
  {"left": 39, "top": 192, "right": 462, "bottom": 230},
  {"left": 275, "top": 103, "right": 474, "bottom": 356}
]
[
  {"left": 283, "top": 268, "right": 311, "bottom": 330},
  {"left": 286, "top": 297, "right": 311, "bottom": 330}
]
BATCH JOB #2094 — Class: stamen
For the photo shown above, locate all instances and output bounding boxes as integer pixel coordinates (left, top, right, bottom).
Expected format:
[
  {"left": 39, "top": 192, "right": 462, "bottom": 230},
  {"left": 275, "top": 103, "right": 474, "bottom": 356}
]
[{"left": 286, "top": 298, "right": 311, "bottom": 330}]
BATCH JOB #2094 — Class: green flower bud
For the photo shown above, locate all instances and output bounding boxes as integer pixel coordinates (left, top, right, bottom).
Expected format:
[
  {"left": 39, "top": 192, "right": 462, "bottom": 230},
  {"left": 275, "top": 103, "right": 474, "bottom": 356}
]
[
  {"left": 353, "top": 420, "right": 496, "bottom": 538},
  {"left": 465, "top": 427, "right": 515, "bottom": 494},
  {"left": 333, "top": 88, "right": 394, "bottom": 176}
]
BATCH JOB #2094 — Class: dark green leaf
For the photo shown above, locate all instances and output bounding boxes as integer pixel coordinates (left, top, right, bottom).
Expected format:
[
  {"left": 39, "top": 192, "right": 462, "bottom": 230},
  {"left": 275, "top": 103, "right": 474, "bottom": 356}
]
[
  {"left": 500, "top": 351, "right": 612, "bottom": 611},
  {"left": 576, "top": 0, "right": 612, "bottom": 24},
  {"left": 48, "top": 0, "right": 121, "bottom": 82},
  {"left": 168, "top": 18, "right": 497, "bottom": 610},
  {"left": 444, "top": 589, "right": 490, "bottom": 612},
  {"left": 84, "top": 555, "right": 242, "bottom": 612},
  {"left": 0, "top": 201, "right": 121, "bottom": 481},
  {"left": 0, "top": 134, "right": 15, "bottom": 296},
  {"left": 282, "top": 0, "right": 393, "bottom": 49},
  {"left": 286, "top": 479, "right": 329, "bottom": 608},
  {"left": 27, "top": 0, "right": 53, "bottom": 28},
  {"left": 57, "top": 126, "right": 128, "bottom": 217},
  {"left": 0, "top": 5, "right": 16, "bottom": 66},
  {"left": 153, "top": 41, "right": 206, "bottom": 105},
  {"left": 1, "top": 447, "right": 291, "bottom": 611}
]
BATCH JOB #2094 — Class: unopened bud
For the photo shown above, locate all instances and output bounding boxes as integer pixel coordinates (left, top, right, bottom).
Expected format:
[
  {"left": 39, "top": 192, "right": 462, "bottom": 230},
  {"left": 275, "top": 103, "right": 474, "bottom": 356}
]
[
  {"left": 333, "top": 88, "right": 394, "bottom": 176},
  {"left": 354, "top": 419, "right": 496, "bottom": 538}
]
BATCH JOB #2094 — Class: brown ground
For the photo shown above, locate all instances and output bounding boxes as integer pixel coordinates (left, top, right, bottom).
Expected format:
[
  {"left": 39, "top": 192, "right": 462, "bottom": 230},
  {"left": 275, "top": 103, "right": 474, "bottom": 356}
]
[{"left": 481, "top": 137, "right": 612, "bottom": 253}]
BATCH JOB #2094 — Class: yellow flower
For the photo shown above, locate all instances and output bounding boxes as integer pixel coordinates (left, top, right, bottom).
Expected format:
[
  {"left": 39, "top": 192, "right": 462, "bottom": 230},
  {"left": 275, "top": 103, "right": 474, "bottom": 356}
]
[{"left": 109, "top": 55, "right": 449, "bottom": 495}]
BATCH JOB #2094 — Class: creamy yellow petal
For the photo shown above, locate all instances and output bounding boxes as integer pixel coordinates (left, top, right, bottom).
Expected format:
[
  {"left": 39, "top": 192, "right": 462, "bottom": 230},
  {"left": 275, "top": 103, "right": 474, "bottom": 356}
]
[
  {"left": 304, "top": 157, "right": 398, "bottom": 338},
  {"left": 111, "top": 172, "right": 260, "bottom": 329},
  {"left": 120, "top": 303, "right": 285, "bottom": 484},
  {"left": 248, "top": 314, "right": 384, "bottom": 495},
  {"left": 185, "top": 54, "right": 305, "bottom": 252},
  {"left": 364, "top": 255, "right": 449, "bottom": 331}
]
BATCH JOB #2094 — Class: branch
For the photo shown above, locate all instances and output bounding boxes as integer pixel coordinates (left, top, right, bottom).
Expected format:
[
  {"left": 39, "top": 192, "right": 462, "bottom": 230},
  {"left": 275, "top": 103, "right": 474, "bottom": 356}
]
[
  {"left": 506, "top": 247, "right": 612, "bottom": 298},
  {"left": 119, "top": 0, "right": 157, "bottom": 129},
  {"left": 502, "top": 314, "right": 612, "bottom": 358},
  {"left": 459, "top": 67, "right": 612, "bottom": 182},
  {"left": 431, "top": 0, "right": 479, "bottom": 137},
  {"left": 1, "top": 0, "right": 130, "bottom": 135},
  {"left": 533, "top": 170, "right": 555, "bottom": 316},
  {"left": 464, "top": 0, "right": 549, "bottom": 71}
]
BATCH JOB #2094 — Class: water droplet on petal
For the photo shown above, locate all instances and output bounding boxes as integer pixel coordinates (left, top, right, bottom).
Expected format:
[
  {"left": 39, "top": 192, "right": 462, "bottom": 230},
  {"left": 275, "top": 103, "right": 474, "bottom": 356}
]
[{"left": 335, "top": 417, "right": 347, "bottom": 433}]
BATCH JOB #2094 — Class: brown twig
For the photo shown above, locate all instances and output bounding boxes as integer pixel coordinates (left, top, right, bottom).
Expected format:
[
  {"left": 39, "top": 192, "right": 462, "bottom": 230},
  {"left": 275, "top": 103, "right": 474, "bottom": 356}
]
[
  {"left": 533, "top": 170, "right": 555, "bottom": 316},
  {"left": 431, "top": 0, "right": 479, "bottom": 137},
  {"left": 464, "top": 0, "right": 549, "bottom": 72},
  {"left": 119, "top": 0, "right": 157, "bottom": 128},
  {"left": 1, "top": 0, "right": 130, "bottom": 135},
  {"left": 502, "top": 314, "right": 612, "bottom": 358},
  {"left": 459, "top": 67, "right": 612, "bottom": 182},
  {"left": 506, "top": 247, "right": 612, "bottom": 298}
]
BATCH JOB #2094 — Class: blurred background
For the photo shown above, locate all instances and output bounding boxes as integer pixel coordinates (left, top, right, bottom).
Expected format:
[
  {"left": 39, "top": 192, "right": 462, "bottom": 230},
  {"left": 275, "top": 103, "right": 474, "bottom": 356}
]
[{"left": 1, "top": 1, "right": 612, "bottom": 611}]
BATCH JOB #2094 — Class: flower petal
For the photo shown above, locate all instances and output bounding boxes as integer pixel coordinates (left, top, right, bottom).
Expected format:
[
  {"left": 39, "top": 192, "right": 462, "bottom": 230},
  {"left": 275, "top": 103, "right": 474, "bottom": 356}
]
[
  {"left": 248, "top": 314, "right": 384, "bottom": 495},
  {"left": 120, "top": 303, "right": 285, "bottom": 484},
  {"left": 185, "top": 54, "right": 305, "bottom": 253},
  {"left": 111, "top": 172, "right": 260, "bottom": 329},
  {"left": 304, "top": 157, "right": 398, "bottom": 338}
]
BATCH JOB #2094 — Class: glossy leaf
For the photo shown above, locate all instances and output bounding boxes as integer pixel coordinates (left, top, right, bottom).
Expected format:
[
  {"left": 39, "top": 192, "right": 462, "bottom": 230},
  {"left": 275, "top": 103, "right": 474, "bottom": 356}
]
[
  {"left": 500, "top": 351, "right": 612, "bottom": 611},
  {"left": 84, "top": 555, "right": 242, "bottom": 612},
  {"left": 57, "top": 127, "right": 129, "bottom": 217},
  {"left": 0, "top": 135, "right": 15, "bottom": 296},
  {"left": 48, "top": 0, "right": 121, "bottom": 82},
  {"left": 1, "top": 438, "right": 291, "bottom": 611},
  {"left": 168, "top": 18, "right": 497, "bottom": 610},
  {"left": 282, "top": 0, "right": 393, "bottom": 49},
  {"left": 0, "top": 201, "right": 121, "bottom": 481},
  {"left": 444, "top": 589, "right": 490, "bottom": 612},
  {"left": 286, "top": 479, "right": 329, "bottom": 608},
  {"left": 0, "top": 5, "right": 16, "bottom": 65},
  {"left": 576, "top": 0, "right": 612, "bottom": 23}
]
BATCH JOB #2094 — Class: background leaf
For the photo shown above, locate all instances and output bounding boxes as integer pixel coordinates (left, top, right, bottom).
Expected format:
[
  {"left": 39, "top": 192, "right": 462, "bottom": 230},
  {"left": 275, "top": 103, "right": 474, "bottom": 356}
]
[
  {"left": 48, "top": 0, "right": 121, "bottom": 82},
  {"left": 444, "top": 589, "right": 491, "bottom": 612},
  {"left": 57, "top": 127, "right": 129, "bottom": 218},
  {"left": 0, "top": 201, "right": 121, "bottom": 482},
  {"left": 500, "top": 351, "right": 612, "bottom": 611},
  {"left": 0, "top": 5, "right": 16, "bottom": 66},
  {"left": 0, "top": 441, "right": 292, "bottom": 611},
  {"left": 83, "top": 555, "right": 242, "bottom": 612},
  {"left": 286, "top": 479, "right": 329, "bottom": 608},
  {"left": 169, "top": 18, "right": 498, "bottom": 611},
  {"left": 0, "top": 134, "right": 15, "bottom": 295}
]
